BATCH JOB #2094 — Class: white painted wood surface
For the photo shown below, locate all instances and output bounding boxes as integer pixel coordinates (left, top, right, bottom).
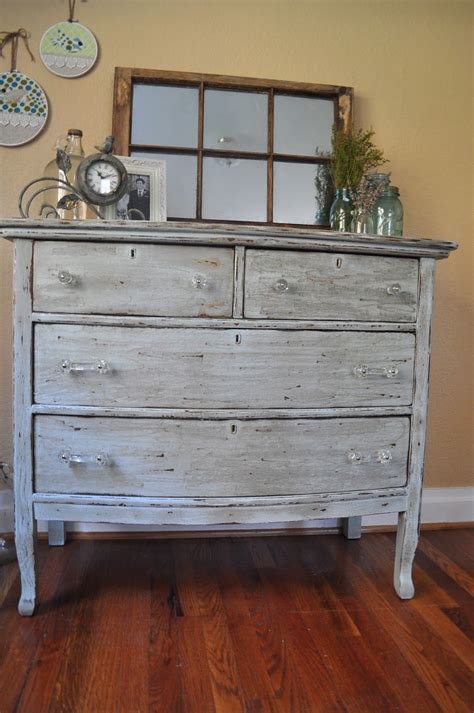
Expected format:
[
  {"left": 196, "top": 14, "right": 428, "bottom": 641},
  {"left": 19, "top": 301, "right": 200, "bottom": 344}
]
[
  {"left": 394, "top": 258, "right": 436, "bottom": 599},
  {"left": 245, "top": 250, "right": 419, "bottom": 321},
  {"left": 33, "top": 242, "right": 235, "bottom": 317},
  {"left": 1, "top": 220, "right": 456, "bottom": 613},
  {"left": 1, "top": 219, "right": 458, "bottom": 259},
  {"left": 34, "top": 325, "right": 416, "bottom": 408},
  {"left": 342, "top": 516, "right": 362, "bottom": 539},
  {"left": 34, "top": 415, "right": 410, "bottom": 497},
  {"left": 33, "top": 495, "right": 409, "bottom": 527},
  {"left": 47, "top": 520, "right": 66, "bottom": 546},
  {"left": 33, "top": 313, "right": 417, "bottom": 332},
  {"left": 12, "top": 240, "right": 36, "bottom": 616}
]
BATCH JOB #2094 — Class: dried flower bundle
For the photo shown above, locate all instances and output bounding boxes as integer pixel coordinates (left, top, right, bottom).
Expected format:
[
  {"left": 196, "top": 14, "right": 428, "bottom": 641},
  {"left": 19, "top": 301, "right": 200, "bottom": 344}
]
[
  {"left": 349, "top": 172, "right": 391, "bottom": 212},
  {"left": 330, "top": 126, "right": 388, "bottom": 190}
]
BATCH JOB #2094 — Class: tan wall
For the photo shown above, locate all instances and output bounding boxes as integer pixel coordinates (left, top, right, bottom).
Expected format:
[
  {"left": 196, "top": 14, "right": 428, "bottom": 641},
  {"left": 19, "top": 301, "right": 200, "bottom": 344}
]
[{"left": 0, "top": 0, "right": 472, "bottom": 488}]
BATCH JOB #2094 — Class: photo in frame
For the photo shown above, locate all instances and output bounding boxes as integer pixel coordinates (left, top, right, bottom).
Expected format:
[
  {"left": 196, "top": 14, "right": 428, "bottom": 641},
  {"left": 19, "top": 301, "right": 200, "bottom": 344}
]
[{"left": 105, "top": 157, "right": 166, "bottom": 221}]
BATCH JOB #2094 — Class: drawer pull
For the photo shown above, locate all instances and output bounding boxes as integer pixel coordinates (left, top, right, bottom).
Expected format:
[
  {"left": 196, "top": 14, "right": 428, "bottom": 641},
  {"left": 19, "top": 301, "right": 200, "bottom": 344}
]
[
  {"left": 353, "top": 364, "right": 399, "bottom": 379},
  {"left": 57, "top": 270, "right": 75, "bottom": 285},
  {"left": 348, "top": 448, "right": 392, "bottom": 464},
  {"left": 59, "top": 450, "right": 110, "bottom": 466},
  {"left": 192, "top": 274, "right": 209, "bottom": 290},
  {"left": 387, "top": 283, "right": 401, "bottom": 295},
  {"left": 61, "top": 359, "right": 110, "bottom": 374},
  {"left": 274, "top": 279, "right": 289, "bottom": 293}
]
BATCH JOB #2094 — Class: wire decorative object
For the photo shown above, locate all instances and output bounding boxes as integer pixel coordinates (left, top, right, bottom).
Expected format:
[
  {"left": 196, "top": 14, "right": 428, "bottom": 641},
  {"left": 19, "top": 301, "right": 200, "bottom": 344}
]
[
  {"left": 18, "top": 140, "right": 146, "bottom": 220},
  {"left": 18, "top": 147, "right": 103, "bottom": 219}
]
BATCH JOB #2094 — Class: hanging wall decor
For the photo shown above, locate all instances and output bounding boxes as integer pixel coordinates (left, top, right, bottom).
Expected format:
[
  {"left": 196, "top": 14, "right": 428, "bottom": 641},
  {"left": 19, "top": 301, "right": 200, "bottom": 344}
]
[
  {"left": 40, "top": 0, "right": 98, "bottom": 78},
  {"left": 0, "top": 29, "right": 49, "bottom": 147}
]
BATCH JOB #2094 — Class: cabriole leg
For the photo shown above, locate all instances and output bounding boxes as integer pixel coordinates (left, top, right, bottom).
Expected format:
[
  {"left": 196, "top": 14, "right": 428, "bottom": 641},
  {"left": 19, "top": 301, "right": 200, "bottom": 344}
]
[
  {"left": 48, "top": 520, "right": 66, "bottom": 547},
  {"left": 15, "top": 509, "right": 37, "bottom": 616},
  {"left": 342, "top": 516, "right": 362, "bottom": 539},
  {"left": 394, "top": 510, "right": 418, "bottom": 599}
]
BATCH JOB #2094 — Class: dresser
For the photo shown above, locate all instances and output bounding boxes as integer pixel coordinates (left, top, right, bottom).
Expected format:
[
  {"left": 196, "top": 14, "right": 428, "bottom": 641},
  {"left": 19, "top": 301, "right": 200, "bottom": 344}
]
[{"left": 1, "top": 219, "right": 457, "bottom": 615}]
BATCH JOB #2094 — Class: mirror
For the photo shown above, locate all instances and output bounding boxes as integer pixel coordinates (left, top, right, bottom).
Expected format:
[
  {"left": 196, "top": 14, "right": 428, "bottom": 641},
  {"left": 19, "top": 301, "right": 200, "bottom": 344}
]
[
  {"left": 204, "top": 89, "right": 268, "bottom": 152},
  {"left": 202, "top": 157, "right": 267, "bottom": 222},
  {"left": 132, "top": 151, "right": 197, "bottom": 218},
  {"left": 131, "top": 84, "right": 199, "bottom": 148},
  {"left": 114, "top": 69, "right": 353, "bottom": 225},
  {"left": 274, "top": 94, "right": 334, "bottom": 156}
]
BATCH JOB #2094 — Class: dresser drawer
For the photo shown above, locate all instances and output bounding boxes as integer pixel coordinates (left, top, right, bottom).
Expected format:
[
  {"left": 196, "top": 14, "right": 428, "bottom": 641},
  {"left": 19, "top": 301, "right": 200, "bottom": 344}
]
[
  {"left": 34, "top": 416, "right": 409, "bottom": 497},
  {"left": 34, "top": 324, "right": 415, "bottom": 408},
  {"left": 33, "top": 241, "right": 234, "bottom": 317},
  {"left": 244, "top": 250, "right": 418, "bottom": 321}
]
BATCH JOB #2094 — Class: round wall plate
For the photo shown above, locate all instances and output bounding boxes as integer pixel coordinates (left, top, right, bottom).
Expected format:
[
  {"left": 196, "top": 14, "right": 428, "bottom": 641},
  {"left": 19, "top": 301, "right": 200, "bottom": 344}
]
[
  {"left": 0, "top": 71, "right": 48, "bottom": 147},
  {"left": 40, "top": 21, "right": 98, "bottom": 78}
]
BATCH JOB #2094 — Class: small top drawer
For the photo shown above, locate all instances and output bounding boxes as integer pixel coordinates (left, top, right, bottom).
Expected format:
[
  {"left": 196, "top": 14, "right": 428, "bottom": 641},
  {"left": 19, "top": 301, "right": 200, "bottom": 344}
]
[
  {"left": 244, "top": 250, "right": 418, "bottom": 322},
  {"left": 33, "top": 241, "right": 234, "bottom": 317}
]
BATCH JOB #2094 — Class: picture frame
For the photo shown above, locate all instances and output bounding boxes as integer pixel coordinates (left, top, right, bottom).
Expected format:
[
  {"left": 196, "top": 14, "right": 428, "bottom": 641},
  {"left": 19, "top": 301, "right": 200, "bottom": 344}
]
[{"left": 105, "top": 156, "right": 166, "bottom": 221}]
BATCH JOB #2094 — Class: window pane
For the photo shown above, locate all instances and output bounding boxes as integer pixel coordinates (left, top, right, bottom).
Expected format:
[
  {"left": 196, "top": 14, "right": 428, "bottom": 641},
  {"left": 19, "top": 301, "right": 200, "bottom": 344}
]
[
  {"left": 274, "top": 95, "right": 334, "bottom": 156},
  {"left": 131, "top": 84, "right": 199, "bottom": 148},
  {"left": 202, "top": 157, "right": 267, "bottom": 222},
  {"left": 204, "top": 89, "right": 268, "bottom": 152},
  {"left": 273, "top": 161, "right": 333, "bottom": 224},
  {"left": 132, "top": 151, "right": 197, "bottom": 218}
]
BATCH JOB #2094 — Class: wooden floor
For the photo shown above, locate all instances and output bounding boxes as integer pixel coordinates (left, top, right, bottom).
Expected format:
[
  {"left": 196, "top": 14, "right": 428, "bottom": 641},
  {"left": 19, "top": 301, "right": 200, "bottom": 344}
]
[{"left": 0, "top": 529, "right": 473, "bottom": 713}]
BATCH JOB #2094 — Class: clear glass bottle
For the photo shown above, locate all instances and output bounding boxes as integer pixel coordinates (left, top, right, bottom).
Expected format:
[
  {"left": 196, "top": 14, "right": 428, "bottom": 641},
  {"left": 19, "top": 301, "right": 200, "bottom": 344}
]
[
  {"left": 351, "top": 207, "right": 374, "bottom": 235},
  {"left": 373, "top": 186, "right": 404, "bottom": 236},
  {"left": 43, "top": 129, "right": 87, "bottom": 220},
  {"left": 329, "top": 188, "right": 353, "bottom": 231}
]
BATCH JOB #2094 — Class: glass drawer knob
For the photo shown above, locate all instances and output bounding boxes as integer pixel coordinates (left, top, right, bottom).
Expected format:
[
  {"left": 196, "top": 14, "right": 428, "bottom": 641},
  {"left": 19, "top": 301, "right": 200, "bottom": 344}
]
[
  {"left": 274, "top": 279, "right": 289, "bottom": 293},
  {"left": 192, "top": 275, "right": 209, "bottom": 289},
  {"left": 387, "top": 283, "right": 401, "bottom": 295},
  {"left": 58, "top": 270, "right": 74, "bottom": 285},
  {"left": 347, "top": 451, "right": 362, "bottom": 464},
  {"left": 377, "top": 449, "right": 392, "bottom": 463}
]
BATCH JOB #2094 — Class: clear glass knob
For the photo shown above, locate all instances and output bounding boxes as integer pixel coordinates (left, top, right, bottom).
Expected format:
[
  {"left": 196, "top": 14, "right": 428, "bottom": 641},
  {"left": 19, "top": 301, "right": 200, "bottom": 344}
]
[
  {"left": 58, "top": 270, "right": 74, "bottom": 285},
  {"left": 274, "top": 279, "right": 289, "bottom": 293},
  {"left": 347, "top": 451, "right": 362, "bottom": 464},
  {"left": 192, "top": 275, "right": 209, "bottom": 290},
  {"left": 377, "top": 449, "right": 392, "bottom": 464},
  {"left": 387, "top": 283, "right": 401, "bottom": 295}
]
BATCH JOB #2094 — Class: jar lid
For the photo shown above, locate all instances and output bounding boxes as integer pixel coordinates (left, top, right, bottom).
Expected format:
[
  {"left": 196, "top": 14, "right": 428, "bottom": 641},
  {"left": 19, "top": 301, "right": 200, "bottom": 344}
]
[{"left": 67, "top": 129, "right": 83, "bottom": 136}]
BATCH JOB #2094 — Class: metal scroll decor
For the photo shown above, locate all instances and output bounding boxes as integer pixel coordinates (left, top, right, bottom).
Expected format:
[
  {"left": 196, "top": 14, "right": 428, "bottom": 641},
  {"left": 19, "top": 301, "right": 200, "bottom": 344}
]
[{"left": 18, "top": 148, "right": 103, "bottom": 219}]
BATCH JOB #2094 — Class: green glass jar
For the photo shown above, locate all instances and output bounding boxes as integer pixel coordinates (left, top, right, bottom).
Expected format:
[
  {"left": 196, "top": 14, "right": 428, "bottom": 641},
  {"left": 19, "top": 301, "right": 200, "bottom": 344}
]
[
  {"left": 373, "top": 186, "right": 404, "bottom": 237},
  {"left": 329, "top": 188, "right": 353, "bottom": 231}
]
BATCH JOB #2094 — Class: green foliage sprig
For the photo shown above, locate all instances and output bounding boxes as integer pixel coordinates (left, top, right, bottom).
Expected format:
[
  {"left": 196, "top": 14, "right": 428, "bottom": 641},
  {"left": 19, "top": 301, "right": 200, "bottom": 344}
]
[{"left": 330, "top": 125, "right": 388, "bottom": 189}]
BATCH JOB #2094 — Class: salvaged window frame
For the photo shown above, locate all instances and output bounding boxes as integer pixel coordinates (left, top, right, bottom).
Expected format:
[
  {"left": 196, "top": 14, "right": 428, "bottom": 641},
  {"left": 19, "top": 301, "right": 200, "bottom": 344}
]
[{"left": 112, "top": 68, "right": 353, "bottom": 227}]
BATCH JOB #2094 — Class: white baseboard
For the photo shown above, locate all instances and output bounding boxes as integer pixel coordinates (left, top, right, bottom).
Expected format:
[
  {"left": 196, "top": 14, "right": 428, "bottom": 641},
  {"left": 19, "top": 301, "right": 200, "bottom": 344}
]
[{"left": 1, "top": 487, "right": 472, "bottom": 535}]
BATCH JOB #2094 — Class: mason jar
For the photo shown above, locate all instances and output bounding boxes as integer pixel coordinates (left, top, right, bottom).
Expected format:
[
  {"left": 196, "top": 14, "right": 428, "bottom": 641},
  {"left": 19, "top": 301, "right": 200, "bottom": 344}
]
[
  {"left": 373, "top": 186, "right": 404, "bottom": 237},
  {"left": 329, "top": 188, "right": 353, "bottom": 232}
]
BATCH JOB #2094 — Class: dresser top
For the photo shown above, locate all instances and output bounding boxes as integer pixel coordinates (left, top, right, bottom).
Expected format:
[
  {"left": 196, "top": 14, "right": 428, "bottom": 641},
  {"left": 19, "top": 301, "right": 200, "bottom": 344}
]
[{"left": 0, "top": 219, "right": 457, "bottom": 259}]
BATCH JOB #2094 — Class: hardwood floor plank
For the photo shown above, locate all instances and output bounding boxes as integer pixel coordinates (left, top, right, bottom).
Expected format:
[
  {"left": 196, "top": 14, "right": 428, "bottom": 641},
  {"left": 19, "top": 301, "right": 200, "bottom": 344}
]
[
  {"left": 338, "top": 540, "right": 473, "bottom": 711},
  {"left": 177, "top": 616, "right": 216, "bottom": 713},
  {"left": 0, "top": 531, "right": 472, "bottom": 713},
  {"left": 423, "top": 530, "right": 474, "bottom": 569},
  {"left": 418, "top": 536, "right": 474, "bottom": 596}
]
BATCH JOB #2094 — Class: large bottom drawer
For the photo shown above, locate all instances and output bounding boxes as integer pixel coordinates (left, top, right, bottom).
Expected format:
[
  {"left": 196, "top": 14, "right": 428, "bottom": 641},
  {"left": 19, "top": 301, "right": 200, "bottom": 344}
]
[{"left": 34, "top": 416, "right": 410, "bottom": 497}]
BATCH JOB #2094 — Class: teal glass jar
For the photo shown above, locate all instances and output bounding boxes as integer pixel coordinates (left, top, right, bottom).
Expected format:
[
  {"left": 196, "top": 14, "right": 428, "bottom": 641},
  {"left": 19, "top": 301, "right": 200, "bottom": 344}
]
[
  {"left": 373, "top": 186, "right": 404, "bottom": 236},
  {"left": 329, "top": 188, "right": 353, "bottom": 231}
]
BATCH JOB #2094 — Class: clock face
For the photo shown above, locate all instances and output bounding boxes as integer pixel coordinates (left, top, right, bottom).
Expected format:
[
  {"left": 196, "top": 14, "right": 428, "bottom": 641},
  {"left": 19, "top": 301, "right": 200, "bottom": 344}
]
[
  {"left": 76, "top": 152, "right": 128, "bottom": 206},
  {"left": 86, "top": 160, "right": 121, "bottom": 196}
]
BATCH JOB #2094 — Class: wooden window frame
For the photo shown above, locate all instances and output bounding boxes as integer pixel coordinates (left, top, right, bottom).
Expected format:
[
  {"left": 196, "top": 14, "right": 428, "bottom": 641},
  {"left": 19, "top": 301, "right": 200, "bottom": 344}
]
[{"left": 113, "top": 68, "right": 353, "bottom": 227}]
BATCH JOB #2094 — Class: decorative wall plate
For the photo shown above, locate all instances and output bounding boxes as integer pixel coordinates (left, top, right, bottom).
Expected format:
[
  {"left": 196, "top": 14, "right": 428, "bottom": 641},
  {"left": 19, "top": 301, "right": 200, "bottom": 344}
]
[
  {"left": 40, "top": 21, "right": 98, "bottom": 78},
  {"left": 0, "top": 70, "right": 48, "bottom": 146}
]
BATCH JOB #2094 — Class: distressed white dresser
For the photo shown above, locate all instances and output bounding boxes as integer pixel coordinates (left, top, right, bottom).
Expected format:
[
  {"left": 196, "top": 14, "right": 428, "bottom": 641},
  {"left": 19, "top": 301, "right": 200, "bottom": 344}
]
[{"left": 1, "top": 220, "right": 456, "bottom": 615}]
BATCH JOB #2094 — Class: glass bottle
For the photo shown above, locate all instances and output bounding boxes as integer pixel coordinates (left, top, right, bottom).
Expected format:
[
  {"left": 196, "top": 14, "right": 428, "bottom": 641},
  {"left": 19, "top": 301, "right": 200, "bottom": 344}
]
[
  {"left": 43, "top": 129, "right": 87, "bottom": 220},
  {"left": 373, "top": 186, "right": 404, "bottom": 236},
  {"left": 351, "top": 207, "right": 374, "bottom": 235},
  {"left": 329, "top": 188, "right": 353, "bottom": 231}
]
